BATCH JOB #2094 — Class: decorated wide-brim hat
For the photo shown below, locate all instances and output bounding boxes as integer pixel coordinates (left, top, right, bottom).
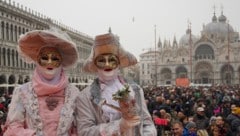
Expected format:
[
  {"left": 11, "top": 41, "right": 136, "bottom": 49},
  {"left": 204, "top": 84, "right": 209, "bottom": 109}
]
[
  {"left": 18, "top": 28, "right": 78, "bottom": 68},
  {"left": 83, "top": 32, "right": 137, "bottom": 73}
]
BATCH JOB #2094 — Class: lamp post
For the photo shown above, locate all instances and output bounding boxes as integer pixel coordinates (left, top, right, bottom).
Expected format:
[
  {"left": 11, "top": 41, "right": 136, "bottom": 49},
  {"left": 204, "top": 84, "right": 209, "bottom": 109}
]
[
  {"left": 227, "top": 20, "right": 230, "bottom": 85},
  {"left": 188, "top": 22, "right": 193, "bottom": 84},
  {"left": 154, "top": 25, "right": 157, "bottom": 86}
]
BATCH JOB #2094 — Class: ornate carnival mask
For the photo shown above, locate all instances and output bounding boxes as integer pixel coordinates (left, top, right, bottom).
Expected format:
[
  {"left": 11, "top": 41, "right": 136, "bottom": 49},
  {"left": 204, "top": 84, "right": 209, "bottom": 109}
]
[
  {"left": 37, "top": 47, "right": 62, "bottom": 68},
  {"left": 94, "top": 53, "right": 119, "bottom": 70}
]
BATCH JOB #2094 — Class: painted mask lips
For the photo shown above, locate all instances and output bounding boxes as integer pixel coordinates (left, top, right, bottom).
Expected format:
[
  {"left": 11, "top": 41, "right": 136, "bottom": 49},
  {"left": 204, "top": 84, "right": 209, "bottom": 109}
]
[
  {"left": 47, "top": 67, "right": 54, "bottom": 70},
  {"left": 104, "top": 68, "right": 113, "bottom": 72}
]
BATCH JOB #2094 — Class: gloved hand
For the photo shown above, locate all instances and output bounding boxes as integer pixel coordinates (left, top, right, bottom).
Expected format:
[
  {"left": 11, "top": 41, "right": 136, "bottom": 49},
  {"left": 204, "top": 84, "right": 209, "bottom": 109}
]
[
  {"left": 112, "top": 85, "right": 140, "bottom": 132},
  {"left": 118, "top": 93, "right": 140, "bottom": 131},
  {"left": 119, "top": 96, "right": 138, "bottom": 119},
  {"left": 120, "top": 115, "right": 140, "bottom": 131},
  {"left": 112, "top": 85, "right": 138, "bottom": 119}
]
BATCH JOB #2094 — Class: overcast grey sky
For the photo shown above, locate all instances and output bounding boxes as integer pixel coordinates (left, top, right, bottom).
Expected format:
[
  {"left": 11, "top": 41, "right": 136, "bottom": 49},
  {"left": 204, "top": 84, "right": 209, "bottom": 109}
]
[{"left": 12, "top": 0, "right": 240, "bottom": 60}]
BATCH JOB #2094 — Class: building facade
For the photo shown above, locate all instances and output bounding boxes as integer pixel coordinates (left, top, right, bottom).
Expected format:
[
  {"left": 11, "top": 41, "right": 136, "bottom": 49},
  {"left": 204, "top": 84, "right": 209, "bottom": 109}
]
[
  {"left": 0, "top": 0, "right": 95, "bottom": 94},
  {"left": 139, "top": 50, "right": 157, "bottom": 86},
  {"left": 140, "top": 11, "right": 240, "bottom": 86}
]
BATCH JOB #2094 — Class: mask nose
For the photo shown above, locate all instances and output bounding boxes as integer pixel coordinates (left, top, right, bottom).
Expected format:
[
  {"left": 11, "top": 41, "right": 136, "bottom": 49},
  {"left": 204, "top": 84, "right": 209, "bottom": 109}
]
[
  {"left": 47, "top": 58, "right": 52, "bottom": 64},
  {"left": 105, "top": 60, "right": 110, "bottom": 66}
]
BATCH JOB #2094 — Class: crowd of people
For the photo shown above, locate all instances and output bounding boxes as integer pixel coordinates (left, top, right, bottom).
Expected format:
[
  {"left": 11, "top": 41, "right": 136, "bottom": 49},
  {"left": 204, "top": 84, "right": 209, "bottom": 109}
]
[
  {"left": 0, "top": 93, "right": 11, "bottom": 134},
  {"left": 143, "top": 84, "right": 240, "bottom": 136}
]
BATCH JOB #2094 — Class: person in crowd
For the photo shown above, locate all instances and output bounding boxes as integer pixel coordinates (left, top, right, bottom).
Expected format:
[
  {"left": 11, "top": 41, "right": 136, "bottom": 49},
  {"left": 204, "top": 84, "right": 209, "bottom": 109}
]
[
  {"left": 152, "top": 96, "right": 166, "bottom": 112},
  {"left": 197, "top": 129, "right": 209, "bottom": 136},
  {"left": 221, "top": 101, "right": 232, "bottom": 118},
  {"left": 226, "top": 104, "right": 237, "bottom": 124},
  {"left": 171, "top": 121, "right": 185, "bottom": 136},
  {"left": 159, "top": 109, "right": 171, "bottom": 123},
  {"left": 192, "top": 107, "right": 209, "bottom": 136},
  {"left": 209, "top": 124, "right": 220, "bottom": 136},
  {"left": 3, "top": 28, "right": 80, "bottom": 135},
  {"left": 193, "top": 107, "right": 209, "bottom": 129},
  {"left": 185, "top": 121, "right": 197, "bottom": 136},
  {"left": 226, "top": 104, "right": 238, "bottom": 124},
  {"left": 214, "top": 115, "right": 232, "bottom": 136},
  {"left": 153, "top": 109, "right": 171, "bottom": 135},
  {"left": 176, "top": 111, "right": 186, "bottom": 123},
  {"left": 76, "top": 30, "right": 157, "bottom": 135},
  {"left": 209, "top": 116, "right": 217, "bottom": 126},
  {"left": 226, "top": 105, "right": 240, "bottom": 135},
  {"left": 152, "top": 110, "right": 164, "bottom": 136}
]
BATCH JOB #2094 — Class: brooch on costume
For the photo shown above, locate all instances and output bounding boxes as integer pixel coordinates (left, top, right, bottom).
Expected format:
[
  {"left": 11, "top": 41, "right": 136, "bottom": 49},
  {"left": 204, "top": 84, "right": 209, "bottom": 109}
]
[{"left": 45, "top": 96, "right": 59, "bottom": 111}]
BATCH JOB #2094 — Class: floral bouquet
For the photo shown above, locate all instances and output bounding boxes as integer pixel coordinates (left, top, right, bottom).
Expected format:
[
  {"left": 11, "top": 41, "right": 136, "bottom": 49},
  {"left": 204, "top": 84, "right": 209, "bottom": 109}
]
[{"left": 112, "top": 84, "right": 138, "bottom": 119}]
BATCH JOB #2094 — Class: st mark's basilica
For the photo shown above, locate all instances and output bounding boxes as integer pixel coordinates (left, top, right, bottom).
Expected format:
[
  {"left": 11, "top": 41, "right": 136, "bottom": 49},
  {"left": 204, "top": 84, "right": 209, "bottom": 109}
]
[{"left": 140, "top": 10, "right": 240, "bottom": 86}]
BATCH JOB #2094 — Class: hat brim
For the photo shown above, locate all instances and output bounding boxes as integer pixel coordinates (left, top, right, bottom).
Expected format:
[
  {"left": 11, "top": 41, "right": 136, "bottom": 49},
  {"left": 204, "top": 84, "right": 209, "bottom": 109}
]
[{"left": 18, "top": 30, "right": 78, "bottom": 68}]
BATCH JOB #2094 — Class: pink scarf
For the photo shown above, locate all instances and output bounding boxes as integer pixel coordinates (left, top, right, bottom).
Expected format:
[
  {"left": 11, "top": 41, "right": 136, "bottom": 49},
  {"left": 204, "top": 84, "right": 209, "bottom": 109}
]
[
  {"left": 32, "top": 68, "right": 68, "bottom": 136},
  {"left": 32, "top": 68, "right": 68, "bottom": 96}
]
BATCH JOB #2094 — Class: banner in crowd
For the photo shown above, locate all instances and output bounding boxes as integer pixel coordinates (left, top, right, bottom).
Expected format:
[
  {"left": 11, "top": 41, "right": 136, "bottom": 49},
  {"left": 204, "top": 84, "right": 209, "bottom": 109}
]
[{"left": 176, "top": 78, "right": 190, "bottom": 87}]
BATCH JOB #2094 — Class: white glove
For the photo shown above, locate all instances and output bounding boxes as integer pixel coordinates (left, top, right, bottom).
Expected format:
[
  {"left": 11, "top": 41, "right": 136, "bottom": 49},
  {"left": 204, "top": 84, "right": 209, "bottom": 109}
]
[
  {"left": 119, "top": 96, "right": 140, "bottom": 132},
  {"left": 120, "top": 115, "right": 140, "bottom": 132}
]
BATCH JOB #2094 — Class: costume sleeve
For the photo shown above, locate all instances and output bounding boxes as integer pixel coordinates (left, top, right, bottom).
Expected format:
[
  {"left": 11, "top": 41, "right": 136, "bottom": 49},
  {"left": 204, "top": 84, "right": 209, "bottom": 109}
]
[
  {"left": 3, "top": 87, "right": 36, "bottom": 136},
  {"left": 75, "top": 88, "right": 122, "bottom": 136},
  {"left": 137, "top": 85, "right": 157, "bottom": 136}
]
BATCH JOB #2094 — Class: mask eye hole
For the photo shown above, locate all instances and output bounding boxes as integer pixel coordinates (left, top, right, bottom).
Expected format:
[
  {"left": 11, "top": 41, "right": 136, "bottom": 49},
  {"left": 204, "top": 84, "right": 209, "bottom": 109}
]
[
  {"left": 41, "top": 56, "right": 48, "bottom": 60},
  {"left": 97, "top": 58, "right": 106, "bottom": 63},
  {"left": 52, "top": 57, "right": 60, "bottom": 61},
  {"left": 109, "top": 57, "right": 117, "bottom": 62}
]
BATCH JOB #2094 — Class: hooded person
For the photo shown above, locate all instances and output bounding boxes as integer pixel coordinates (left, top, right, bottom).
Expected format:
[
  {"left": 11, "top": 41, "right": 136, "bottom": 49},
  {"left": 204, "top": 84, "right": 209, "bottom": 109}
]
[
  {"left": 76, "top": 31, "right": 157, "bottom": 136},
  {"left": 3, "top": 28, "right": 80, "bottom": 136}
]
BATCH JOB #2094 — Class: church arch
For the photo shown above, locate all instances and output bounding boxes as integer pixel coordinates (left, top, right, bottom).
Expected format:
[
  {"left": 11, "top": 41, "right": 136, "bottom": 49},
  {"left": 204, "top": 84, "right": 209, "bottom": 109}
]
[
  {"left": 194, "top": 61, "right": 214, "bottom": 84},
  {"left": 195, "top": 44, "right": 215, "bottom": 60},
  {"left": 221, "top": 64, "right": 234, "bottom": 85},
  {"left": 160, "top": 68, "right": 172, "bottom": 84},
  {"left": 176, "top": 66, "right": 188, "bottom": 78}
]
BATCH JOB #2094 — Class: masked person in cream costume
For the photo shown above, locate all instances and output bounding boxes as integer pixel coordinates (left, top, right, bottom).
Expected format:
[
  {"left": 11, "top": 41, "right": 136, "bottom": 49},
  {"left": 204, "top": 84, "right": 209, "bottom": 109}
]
[
  {"left": 3, "top": 28, "right": 80, "bottom": 136},
  {"left": 76, "top": 30, "right": 157, "bottom": 136}
]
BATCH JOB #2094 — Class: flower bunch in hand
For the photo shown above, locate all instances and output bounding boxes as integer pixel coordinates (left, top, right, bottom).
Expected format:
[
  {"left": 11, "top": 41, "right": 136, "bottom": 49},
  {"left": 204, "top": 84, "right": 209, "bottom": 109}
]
[
  {"left": 112, "top": 84, "right": 138, "bottom": 119},
  {"left": 112, "top": 84, "right": 130, "bottom": 101}
]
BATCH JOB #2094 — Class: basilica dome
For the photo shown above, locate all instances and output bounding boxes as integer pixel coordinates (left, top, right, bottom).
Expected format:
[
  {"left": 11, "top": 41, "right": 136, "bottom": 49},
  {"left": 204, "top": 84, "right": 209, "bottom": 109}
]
[
  {"left": 179, "top": 28, "right": 198, "bottom": 45},
  {"left": 202, "top": 12, "right": 234, "bottom": 39}
]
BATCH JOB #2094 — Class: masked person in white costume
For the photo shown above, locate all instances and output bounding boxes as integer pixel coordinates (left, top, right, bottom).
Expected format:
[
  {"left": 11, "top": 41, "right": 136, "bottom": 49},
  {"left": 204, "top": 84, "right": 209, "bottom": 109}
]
[
  {"left": 77, "top": 31, "right": 157, "bottom": 136},
  {"left": 3, "top": 28, "right": 80, "bottom": 136}
]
